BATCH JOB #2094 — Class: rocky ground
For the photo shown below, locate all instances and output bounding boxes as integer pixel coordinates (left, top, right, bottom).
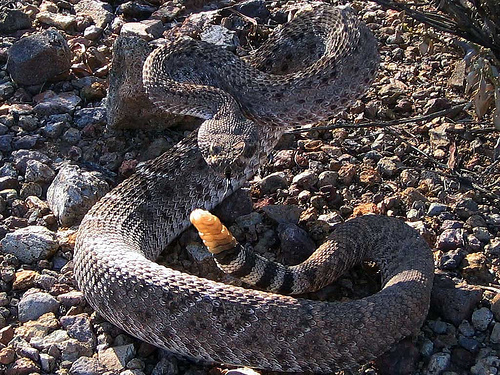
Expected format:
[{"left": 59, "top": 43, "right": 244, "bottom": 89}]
[{"left": 0, "top": 0, "right": 500, "bottom": 374}]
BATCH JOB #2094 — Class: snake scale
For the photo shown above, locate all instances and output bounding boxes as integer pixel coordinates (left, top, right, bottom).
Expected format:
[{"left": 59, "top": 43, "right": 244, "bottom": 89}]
[{"left": 74, "top": 3, "right": 434, "bottom": 372}]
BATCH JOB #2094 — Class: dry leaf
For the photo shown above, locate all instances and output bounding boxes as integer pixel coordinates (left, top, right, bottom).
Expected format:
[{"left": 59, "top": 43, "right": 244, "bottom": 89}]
[
  {"left": 474, "top": 77, "right": 494, "bottom": 118},
  {"left": 494, "top": 87, "right": 500, "bottom": 130},
  {"left": 465, "top": 68, "right": 479, "bottom": 94}
]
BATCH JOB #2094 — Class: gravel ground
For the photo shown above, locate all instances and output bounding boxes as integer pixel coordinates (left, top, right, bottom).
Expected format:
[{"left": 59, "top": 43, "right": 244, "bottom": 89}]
[{"left": 0, "top": 0, "right": 499, "bottom": 374}]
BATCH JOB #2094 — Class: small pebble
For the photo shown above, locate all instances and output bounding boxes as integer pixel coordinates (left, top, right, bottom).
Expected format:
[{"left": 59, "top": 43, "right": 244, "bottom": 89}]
[{"left": 471, "top": 307, "right": 493, "bottom": 331}]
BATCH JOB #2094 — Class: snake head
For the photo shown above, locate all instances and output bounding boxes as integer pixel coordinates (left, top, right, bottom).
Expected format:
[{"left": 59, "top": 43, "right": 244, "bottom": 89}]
[{"left": 198, "top": 117, "right": 260, "bottom": 180}]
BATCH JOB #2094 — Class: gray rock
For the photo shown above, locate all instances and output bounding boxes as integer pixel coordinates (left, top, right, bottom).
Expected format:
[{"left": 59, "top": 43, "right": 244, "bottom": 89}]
[
  {"left": 36, "top": 12, "right": 76, "bottom": 30},
  {"left": 151, "top": 356, "right": 178, "bottom": 375},
  {"left": 386, "top": 32, "right": 404, "bottom": 45},
  {"left": 485, "top": 238, "right": 500, "bottom": 256},
  {"left": 458, "top": 336, "right": 479, "bottom": 352},
  {"left": 428, "top": 203, "right": 449, "bottom": 216},
  {"left": 18, "top": 291, "right": 60, "bottom": 322},
  {"left": 0, "top": 134, "right": 13, "bottom": 152},
  {"left": 98, "top": 344, "right": 136, "bottom": 371},
  {"left": 467, "top": 234, "right": 483, "bottom": 252},
  {"left": 0, "top": 7, "right": 31, "bottom": 33},
  {"left": 259, "top": 172, "right": 288, "bottom": 194},
  {"left": 83, "top": 25, "right": 103, "bottom": 40},
  {"left": 454, "top": 198, "right": 479, "bottom": 220},
  {"left": 39, "top": 353, "right": 56, "bottom": 373},
  {"left": 458, "top": 320, "right": 475, "bottom": 337},
  {"left": 438, "top": 248, "right": 466, "bottom": 270},
  {"left": 0, "top": 81, "right": 15, "bottom": 101},
  {"left": 235, "top": 212, "right": 262, "bottom": 229},
  {"left": 33, "top": 91, "right": 82, "bottom": 116},
  {"left": 317, "top": 170, "right": 338, "bottom": 187},
  {"left": 472, "top": 227, "right": 491, "bottom": 243},
  {"left": 13, "top": 134, "right": 41, "bottom": 150},
  {"left": 25, "top": 160, "right": 55, "bottom": 184},
  {"left": 47, "top": 164, "right": 109, "bottom": 226},
  {"left": 436, "top": 228, "right": 465, "bottom": 251},
  {"left": 41, "top": 121, "right": 66, "bottom": 139},
  {"left": 490, "top": 322, "right": 500, "bottom": 344},
  {"left": 426, "top": 352, "right": 450, "bottom": 375},
  {"left": 424, "top": 97, "right": 451, "bottom": 115},
  {"left": 20, "top": 182, "right": 43, "bottom": 199},
  {"left": 120, "top": 20, "right": 164, "bottom": 41},
  {"left": 31, "top": 329, "right": 93, "bottom": 361},
  {"left": 377, "top": 156, "right": 400, "bottom": 177},
  {"left": 278, "top": 223, "right": 316, "bottom": 265},
  {"left": 7, "top": 29, "right": 71, "bottom": 85},
  {"left": 470, "top": 355, "right": 500, "bottom": 375},
  {"left": 60, "top": 313, "right": 95, "bottom": 345},
  {"left": 18, "top": 115, "right": 40, "bottom": 131},
  {"left": 186, "top": 243, "right": 211, "bottom": 262},
  {"left": 74, "top": 107, "right": 107, "bottom": 129},
  {"left": 213, "top": 188, "right": 253, "bottom": 224},
  {"left": 420, "top": 338, "right": 434, "bottom": 357},
  {"left": 431, "top": 273, "right": 483, "bottom": 326},
  {"left": 0, "top": 226, "right": 58, "bottom": 263},
  {"left": 57, "top": 291, "right": 85, "bottom": 308},
  {"left": 262, "top": 204, "right": 302, "bottom": 224},
  {"left": 428, "top": 320, "right": 448, "bottom": 334},
  {"left": 201, "top": 25, "right": 239, "bottom": 51},
  {"left": 74, "top": 0, "right": 114, "bottom": 29},
  {"left": 441, "top": 220, "right": 464, "bottom": 230},
  {"left": 62, "top": 128, "right": 81, "bottom": 145},
  {"left": 471, "top": 307, "right": 493, "bottom": 331},
  {"left": 70, "top": 356, "right": 106, "bottom": 375},
  {"left": 106, "top": 36, "right": 186, "bottom": 129},
  {"left": 292, "top": 169, "right": 318, "bottom": 189}
]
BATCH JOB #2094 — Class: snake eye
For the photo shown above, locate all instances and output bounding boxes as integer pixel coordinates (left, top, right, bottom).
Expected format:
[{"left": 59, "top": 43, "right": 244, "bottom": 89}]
[{"left": 210, "top": 144, "right": 222, "bottom": 155}]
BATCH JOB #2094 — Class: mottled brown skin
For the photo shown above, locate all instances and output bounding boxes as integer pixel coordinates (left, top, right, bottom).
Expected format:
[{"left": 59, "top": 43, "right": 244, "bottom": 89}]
[{"left": 74, "top": 4, "right": 434, "bottom": 373}]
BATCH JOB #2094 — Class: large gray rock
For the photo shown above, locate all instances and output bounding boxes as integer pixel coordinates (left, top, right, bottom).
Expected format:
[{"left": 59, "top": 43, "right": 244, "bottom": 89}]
[
  {"left": 106, "top": 36, "right": 189, "bottom": 129},
  {"left": 431, "top": 273, "right": 483, "bottom": 326},
  {"left": 47, "top": 164, "right": 109, "bottom": 226},
  {"left": 69, "top": 356, "right": 106, "bottom": 375},
  {"left": 7, "top": 29, "right": 71, "bottom": 85},
  {"left": 74, "top": 0, "right": 114, "bottom": 30},
  {"left": 18, "top": 291, "right": 60, "bottom": 322},
  {"left": 0, "top": 226, "right": 58, "bottom": 263}
]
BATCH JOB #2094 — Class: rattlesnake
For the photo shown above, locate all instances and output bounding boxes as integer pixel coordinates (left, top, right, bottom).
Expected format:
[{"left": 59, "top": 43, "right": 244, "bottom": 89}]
[{"left": 74, "top": 3, "right": 434, "bottom": 372}]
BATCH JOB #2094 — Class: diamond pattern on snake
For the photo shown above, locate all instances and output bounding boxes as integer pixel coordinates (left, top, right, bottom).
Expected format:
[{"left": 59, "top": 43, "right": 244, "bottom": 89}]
[{"left": 75, "top": 3, "right": 433, "bottom": 373}]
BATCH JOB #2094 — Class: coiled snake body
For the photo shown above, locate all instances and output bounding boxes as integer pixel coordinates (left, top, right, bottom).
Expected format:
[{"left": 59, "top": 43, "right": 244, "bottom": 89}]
[{"left": 75, "top": 4, "right": 434, "bottom": 372}]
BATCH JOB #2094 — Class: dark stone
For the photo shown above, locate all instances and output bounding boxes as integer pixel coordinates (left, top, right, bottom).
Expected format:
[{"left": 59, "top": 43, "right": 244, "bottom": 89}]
[
  {"left": 73, "top": 107, "right": 107, "bottom": 129},
  {"left": 423, "top": 98, "right": 451, "bottom": 115},
  {"left": 373, "top": 338, "right": 419, "bottom": 375},
  {"left": 450, "top": 347, "right": 475, "bottom": 369},
  {"left": 458, "top": 336, "right": 479, "bottom": 353},
  {"left": 235, "top": 0, "right": 270, "bottom": 20},
  {"left": 431, "top": 273, "right": 483, "bottom": 326},
  {"left": 0, "top": 134, "right": 13, "bottom": 152},
  {"left": 438, "top": 248, "right": 466, "bottom": 270},
  {"left": 454, "top": 198, "right": 479, "bottom": 220},
  {"left": 278, "top": 223, "right": 316, "bottom": 265},
  {"left": 0, "top": 176, "right": 19, "bottom": 190},
  {"left": 261, "top": 204, "right": 302, "bottom": 225},
  {"left": 7, "top": 29, "right": 71, "bottom": 85},
  {"left": 259, "top": 172, "right": 288, "bottom": 194},
  {"left": 12, "top": 134, "right": 41, "bottom": 150},
  {"left": 117, "top": 1, "right": 156, "bottom": 20},
  {"left": 0, "top": 7, "right": 31, "bottom": 34},
  {"left": 213, "top": 188, "right": 253, "bottom": 225}
]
